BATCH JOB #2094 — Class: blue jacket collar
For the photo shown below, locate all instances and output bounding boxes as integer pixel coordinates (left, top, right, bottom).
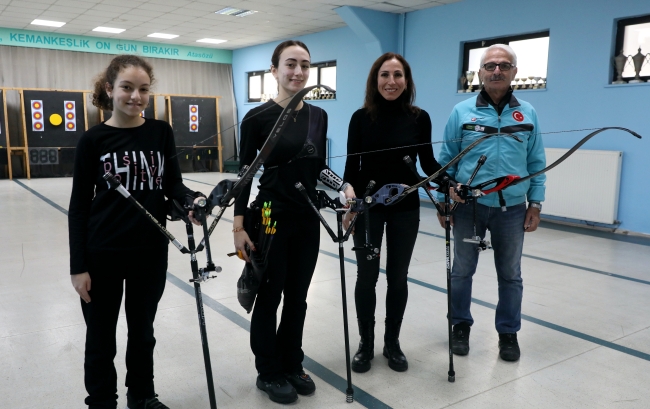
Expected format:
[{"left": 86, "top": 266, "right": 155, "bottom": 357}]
[{"left": 476, "top": 88, "right": 520, "bottom": 110}]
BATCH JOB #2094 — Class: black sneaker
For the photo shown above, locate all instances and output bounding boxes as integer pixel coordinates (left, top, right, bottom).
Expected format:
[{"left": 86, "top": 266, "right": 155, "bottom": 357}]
[
  {"left": 256, "top": 375, "right": 298, "bottom": 404},
  {"left": 284, "top": 370, "right": 316, "bottom": 395},
  {"left": 499, "top": 333, "right": 520, "bottom": 361},
  {"left": 126, "top": 393, "right": 169, "bottom": 409},
  {"left": 451, "top": 322, "right": 471, "bottom": 356}
]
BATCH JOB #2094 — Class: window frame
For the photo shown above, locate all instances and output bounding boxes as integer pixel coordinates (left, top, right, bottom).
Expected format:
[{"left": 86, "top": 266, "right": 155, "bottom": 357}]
[
  {"left": 308, "top": 60, "right": 337, "bottom": 89},
  {"left": 247, "top": 70, "right": 268, "bottom": 103},
  {"left": 614, "top": 14, "right": 650, "bottom": 83},
  {"left": 246, "top": 60, "right": 337, "bottom": 103},
  {"left": 461, "top": 31, "right": 550, "bottom": 91}
]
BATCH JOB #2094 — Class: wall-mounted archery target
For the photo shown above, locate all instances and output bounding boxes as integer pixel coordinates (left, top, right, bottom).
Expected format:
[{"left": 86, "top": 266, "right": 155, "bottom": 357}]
[
  {"left": 50, "top": 113, "right": 63, "bottom": 126},
  {"left": 31, "top": 100, "right": 44, "bottom": 131},
  {"left": 189, "top": 105, "right": 199, "bottom": 132},
  {"left": 23, "top": 90, "right": 85, "bottom": 151},
  {"left": 64, "top": 101, "right": 76, "bottom": 131}
]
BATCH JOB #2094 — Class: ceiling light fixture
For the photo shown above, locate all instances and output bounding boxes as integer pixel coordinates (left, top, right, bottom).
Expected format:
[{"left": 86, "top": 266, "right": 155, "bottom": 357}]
[
  {"left": 31, "top": 19, "right": 66, "bottom": 28},
  {"left": 215, "top": 7, "right": 258, "bottom": 17},
  {"left": 147, "top": 33, "right": 179, "bottom": 39},
  {"left": 197, "top": 38, "right": 227, "bottom": 44},
  {"left": 93, "top": 27, "right": 125, "bottom": 34}
]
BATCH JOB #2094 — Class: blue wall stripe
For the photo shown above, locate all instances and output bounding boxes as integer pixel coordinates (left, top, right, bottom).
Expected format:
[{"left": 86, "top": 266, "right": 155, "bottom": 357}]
[
  {"left": 16, "top": 180, "right": 650, "bottom": 365},
  {"left": 166, "top": 273, "right": 392, "bottom": 409},
  {"left": 14, "top": 179, "right": 69, "bottom": 215},
  {"left": 416, "top": 230, "right": 650, "bottom": 286},
  {"left": 318, "top": 249, "right": 650, "bottom": 363},
  {"left": 319, "top": 205, "right": 650, "bottom": 286},
  {"left": 12, "top": 180, "right": 390, "bottom": 409},
  {"left": 419, "top": 200, "right": 650, "bottom": 247}
]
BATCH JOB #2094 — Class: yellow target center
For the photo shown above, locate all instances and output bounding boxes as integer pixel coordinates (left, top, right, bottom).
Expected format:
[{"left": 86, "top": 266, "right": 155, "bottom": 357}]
[{"left": 50, "top": 113, "right": 63, "bottom": 126}]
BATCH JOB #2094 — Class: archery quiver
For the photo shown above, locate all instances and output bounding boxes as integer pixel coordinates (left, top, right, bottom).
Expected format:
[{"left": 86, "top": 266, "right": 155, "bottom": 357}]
[{"left": 236, "top": 201, "right": 277, "bottom": 313}]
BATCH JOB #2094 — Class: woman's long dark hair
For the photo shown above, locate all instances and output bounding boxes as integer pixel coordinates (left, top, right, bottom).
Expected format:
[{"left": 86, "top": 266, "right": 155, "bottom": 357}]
[{"left": 363, "top": 52, "right": 419, "bottom": 120}]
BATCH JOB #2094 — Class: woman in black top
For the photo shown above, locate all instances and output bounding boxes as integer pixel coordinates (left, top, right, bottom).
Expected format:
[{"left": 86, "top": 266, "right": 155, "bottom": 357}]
[
  {"left": 343, "top": 52, "right": 447, "bottom": 373},
  {"left": 233, "top": 40, "right": 354, "bottom": 404},
  {"left": 68, "top": 55, "right": 203, "bottom": 409}
]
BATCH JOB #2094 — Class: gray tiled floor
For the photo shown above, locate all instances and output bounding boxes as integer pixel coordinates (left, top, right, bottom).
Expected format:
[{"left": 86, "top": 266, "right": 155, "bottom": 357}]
[{"left": 2, "top": 173, "right": 650, "bottom": 409}]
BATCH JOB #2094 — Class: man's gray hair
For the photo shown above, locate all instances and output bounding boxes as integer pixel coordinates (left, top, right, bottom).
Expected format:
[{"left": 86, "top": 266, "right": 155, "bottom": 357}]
[{"left": 480, "top": 44, "right": 517, "bottom": 67}]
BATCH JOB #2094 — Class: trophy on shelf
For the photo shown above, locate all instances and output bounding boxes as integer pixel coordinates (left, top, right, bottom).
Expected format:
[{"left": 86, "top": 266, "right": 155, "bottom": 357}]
[
  {"left": 533, "top": 77, "right": 541, "bottom": 89},
  {"left": 540, "top": 77, "right": 547, "bottom": 88},
  {"left": 478, "top": 75, "right": 484, "bottom": 90},
  {"left": 466, "top": 71, "right": 475, "bottom": 92},
  {"left": 612, "top": 49, "right": 629, "bottom": 84},
  {"left": 513, "top": 78, "right": 520, "bottom": 90},
  {"left": 629, "top": 48, "right": 648, "bottom": 83},
  {"left": 527, "top": 76, "right": 535, "bottom": 89},
  {"left": 459, "top": 74, "right": 467, "bottom": 93}
]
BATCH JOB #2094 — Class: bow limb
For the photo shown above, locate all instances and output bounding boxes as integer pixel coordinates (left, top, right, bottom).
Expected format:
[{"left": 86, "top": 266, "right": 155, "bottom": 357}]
[
  {"left": 218, "top": 84, "right": 334, "bottom": 206},
  {"left": 399, "top": 131, "right": 523, "bottom": 198},
  {"left": 465, "top": 126, "right": 643, "bottom": 196},
  {"left": 511, "top": 126, "right": 642, "bottom": 186},
  {"left": 196, "top": 85, "right": 332, "bottom": 250}
]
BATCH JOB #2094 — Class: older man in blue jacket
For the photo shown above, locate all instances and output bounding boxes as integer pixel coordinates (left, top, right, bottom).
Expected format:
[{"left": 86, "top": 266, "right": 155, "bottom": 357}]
[{"left": 437, "top": 44, "right": 546, "bottom": 362}]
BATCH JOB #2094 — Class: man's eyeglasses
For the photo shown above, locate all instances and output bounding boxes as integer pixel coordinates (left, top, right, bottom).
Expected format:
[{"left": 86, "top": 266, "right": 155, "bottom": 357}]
[{"left": 481, "top": 62, "right": 515, "bottom": 71}]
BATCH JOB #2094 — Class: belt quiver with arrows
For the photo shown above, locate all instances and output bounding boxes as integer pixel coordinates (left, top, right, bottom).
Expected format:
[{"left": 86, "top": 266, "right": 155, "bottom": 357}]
[{"left": 237, "top": 201, "right": 277, "bottom": 313}]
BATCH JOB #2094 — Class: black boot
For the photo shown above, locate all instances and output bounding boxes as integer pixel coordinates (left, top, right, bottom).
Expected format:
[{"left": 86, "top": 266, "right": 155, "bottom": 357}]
[
  {"left": 351, "top": 319, "right": 374, "bottom": 373},
  {"left": 383, "top": 318, "right": 408, "bottom": 372}
]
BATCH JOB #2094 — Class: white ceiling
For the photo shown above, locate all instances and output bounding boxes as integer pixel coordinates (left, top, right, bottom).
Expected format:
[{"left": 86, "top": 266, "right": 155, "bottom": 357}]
[{"left": 0, "top": 0, "right": 461, "bottom": 50}]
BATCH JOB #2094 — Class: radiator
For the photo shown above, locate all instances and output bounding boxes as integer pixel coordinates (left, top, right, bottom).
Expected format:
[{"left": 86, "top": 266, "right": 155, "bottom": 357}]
[{"left": 542, "top": 148, "right": 622, "bottom": 224}]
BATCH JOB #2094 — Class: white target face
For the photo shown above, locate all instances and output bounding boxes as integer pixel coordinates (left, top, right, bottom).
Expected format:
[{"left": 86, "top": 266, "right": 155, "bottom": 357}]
[
  {"left": 31, "top": 100, "right": 44, "bottom": 132},
  {"left": 189, "top": 105, "right": 199, "bottom": 132},
  {"left": 64, "top": 100, "right": 76, "bottom": 132}
]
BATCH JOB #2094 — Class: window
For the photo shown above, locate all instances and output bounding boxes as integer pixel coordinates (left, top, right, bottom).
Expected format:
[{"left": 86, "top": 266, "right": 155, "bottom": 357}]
[
  {"left": 247, "top": 70, "right": 277, "bottom": 103},
  {"left": 304, "top": 61, "right": 337, "bottom": 100},
  {"left": 613, "top": 15, "right": 650, "bottom": 83},
  {"left": 461, "top": 31, "right": 550, "bottom": 92},
  {"left": 247, "top": 60, "right": 336, "bottom": 103}
]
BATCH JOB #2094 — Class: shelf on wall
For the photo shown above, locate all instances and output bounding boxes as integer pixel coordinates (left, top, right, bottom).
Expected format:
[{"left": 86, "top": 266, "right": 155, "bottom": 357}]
[
  {"left": 605, "top": 82, "right": 650, "bottom": 88},
  {"left": 455, "top": 88, "right": 547, "bottom": 96}
]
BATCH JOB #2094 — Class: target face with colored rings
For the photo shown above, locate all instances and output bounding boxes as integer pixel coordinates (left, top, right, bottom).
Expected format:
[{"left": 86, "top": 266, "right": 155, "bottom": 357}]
[
  {"left": 191, "top": 124, "right": 197, "bottom": 130},
  {"left": 67, "top": 122, "right": 75, "bottom": 129},
  {"left": 67, "top": 112, "right": 75, "bottom": 119},
  {"left": 66, "top": 102, "right": 74, "bottom": 110},
  {"left": 34, "top": 122, "right": 43, "bottom": 129},
  {"left": 34, "top": 112, "right": 42, "bottom": 119},
  {"left": 191, "top": 115, "right": 197, "bottom": 121},
  {"left": 33, "top": 102, "right": 41, "bottom": 109},
  {"left": 191, "top": 106, "right": 197, "bottom": 113}
]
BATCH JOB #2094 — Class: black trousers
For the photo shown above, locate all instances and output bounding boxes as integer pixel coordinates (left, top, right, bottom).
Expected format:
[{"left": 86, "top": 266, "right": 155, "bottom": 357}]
[
  {"left": 81, "top": 248, "right": 167, "bottom": 408},
  {"left": 250, "top": 213, "right": 320, "bottom": 381},
  {"left": 352, "top": 208, "right": 420, "bottom": 322}
]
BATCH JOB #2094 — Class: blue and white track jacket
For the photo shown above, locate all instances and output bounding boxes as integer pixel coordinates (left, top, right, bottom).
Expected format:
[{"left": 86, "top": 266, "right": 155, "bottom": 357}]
[{"left": 438, "top": 91, "right": 546, "bottom": 207}]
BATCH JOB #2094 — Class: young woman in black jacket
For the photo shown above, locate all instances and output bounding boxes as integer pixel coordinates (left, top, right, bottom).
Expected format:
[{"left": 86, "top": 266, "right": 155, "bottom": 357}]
[
  {"left": 344, "top": 52, "right": 447, "bottom": 374},
  {"left": 69, "top": 55, "right": 203, "bottom": 409},
  {"left": 232, "top": 40, "right": 355, "bottom": 404}
]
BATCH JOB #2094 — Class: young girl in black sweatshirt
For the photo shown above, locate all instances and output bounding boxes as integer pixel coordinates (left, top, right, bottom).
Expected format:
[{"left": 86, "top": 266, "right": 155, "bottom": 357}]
[{"left": 68, "top": 55, "right": 203, "bottom": 409}]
